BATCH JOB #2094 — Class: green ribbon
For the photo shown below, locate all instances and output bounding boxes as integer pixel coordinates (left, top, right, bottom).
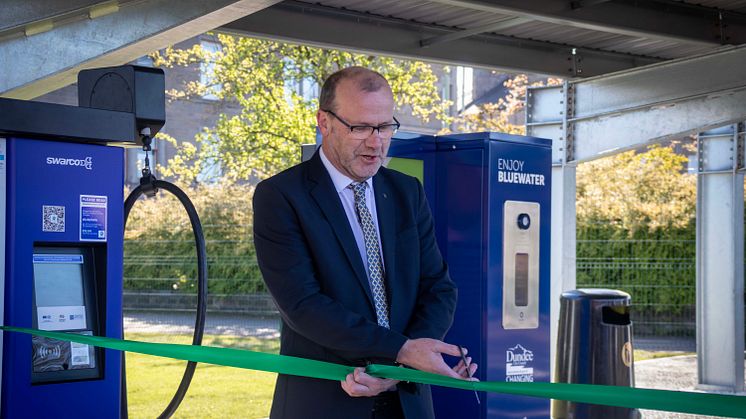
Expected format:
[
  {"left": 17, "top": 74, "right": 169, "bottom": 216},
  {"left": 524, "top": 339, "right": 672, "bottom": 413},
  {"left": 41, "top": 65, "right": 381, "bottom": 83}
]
[{"left": 3, "top": 326, "right": 745, "bottom": 418}]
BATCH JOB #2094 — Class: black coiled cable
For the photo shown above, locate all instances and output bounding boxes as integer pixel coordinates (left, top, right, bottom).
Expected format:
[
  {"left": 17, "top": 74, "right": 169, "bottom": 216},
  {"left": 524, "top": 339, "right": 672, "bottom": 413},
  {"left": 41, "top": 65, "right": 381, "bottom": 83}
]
[{"left": 122, "top": 179, "right": 208, "bottom": 419}]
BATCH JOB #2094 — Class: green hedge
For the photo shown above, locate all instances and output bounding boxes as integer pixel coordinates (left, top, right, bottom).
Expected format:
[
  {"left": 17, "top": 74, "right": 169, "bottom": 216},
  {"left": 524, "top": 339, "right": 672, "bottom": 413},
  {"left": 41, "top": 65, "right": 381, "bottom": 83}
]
[
  {"left": 124, "top": 183, "right": 703, "bottom": 314},
  {"left": 576, "top": 221, "right": 696, "bottom": 314},
  {"left": 123, "top": 183, "right": 264, "bottom": 294}
]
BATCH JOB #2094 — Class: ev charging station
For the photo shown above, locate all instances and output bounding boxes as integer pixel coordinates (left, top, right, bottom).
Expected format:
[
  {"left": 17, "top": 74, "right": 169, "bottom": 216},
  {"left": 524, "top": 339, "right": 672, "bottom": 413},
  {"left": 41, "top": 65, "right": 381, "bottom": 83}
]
[
  {"left": 2, "top": 137, "right": 125, "bottom": 418},
  {"left": 0, "top": 65, "right": 207, "bottom": 419},
  {"left": 387, "top": 132, "right": 552, "bottom": 418}
]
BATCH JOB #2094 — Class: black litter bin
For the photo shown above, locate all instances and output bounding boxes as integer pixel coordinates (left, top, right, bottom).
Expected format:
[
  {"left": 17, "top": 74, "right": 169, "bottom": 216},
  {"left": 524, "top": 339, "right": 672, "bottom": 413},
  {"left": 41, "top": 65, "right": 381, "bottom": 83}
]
[{"left": 552, "top": 289, "right": 639, "bottom": 419}]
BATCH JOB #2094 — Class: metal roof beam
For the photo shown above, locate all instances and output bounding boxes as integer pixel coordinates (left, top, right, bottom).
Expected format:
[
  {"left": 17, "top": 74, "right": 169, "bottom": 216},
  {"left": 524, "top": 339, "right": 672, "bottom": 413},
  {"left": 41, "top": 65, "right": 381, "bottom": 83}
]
[
  {"left": 527, "top": 45, "right": 746, "bottom": 164},
  {"left": 570, "top": 0, "right": 614, "bottom": 10},
  {"left": 428, "top": 0, "right": 745, "bottom": 46},
  {"left": 0, "top": 0, "right": 107, "bottom": 33},
  {"left": 419, "top": 17, "right": 531, "bottom": 48},
  {"left": 0, "top": 0, "right": 280, "bottom": 99},
  {"left": 222, "top": 1, "right": 660, "bottom": 78}
]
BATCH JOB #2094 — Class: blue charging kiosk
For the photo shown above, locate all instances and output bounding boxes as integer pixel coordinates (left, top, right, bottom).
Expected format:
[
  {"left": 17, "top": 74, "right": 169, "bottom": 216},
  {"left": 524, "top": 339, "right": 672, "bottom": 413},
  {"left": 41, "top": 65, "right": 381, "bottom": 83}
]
[
  {"left": 388, "top": 132, "right": 552, "bottom": 419},
  {"left": 0, "top": 65, "right": 166, "bottom": 418},
  {"left": 1, "top": 138, "right": 125, "bottom": 418}
]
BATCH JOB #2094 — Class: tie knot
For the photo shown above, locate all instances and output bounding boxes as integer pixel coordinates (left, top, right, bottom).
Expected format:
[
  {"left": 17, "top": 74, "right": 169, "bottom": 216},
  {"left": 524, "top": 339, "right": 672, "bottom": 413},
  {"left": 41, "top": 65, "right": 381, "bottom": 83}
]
[{"left": 351, "top": 182, "right": 367, "bottom": 202}]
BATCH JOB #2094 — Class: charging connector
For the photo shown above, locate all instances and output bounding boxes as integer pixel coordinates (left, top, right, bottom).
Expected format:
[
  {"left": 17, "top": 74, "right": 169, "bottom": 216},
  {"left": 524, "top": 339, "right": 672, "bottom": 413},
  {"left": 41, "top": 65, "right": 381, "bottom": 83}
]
[{"left": 138, "top": 128, "right": 158, "bottom": 198}]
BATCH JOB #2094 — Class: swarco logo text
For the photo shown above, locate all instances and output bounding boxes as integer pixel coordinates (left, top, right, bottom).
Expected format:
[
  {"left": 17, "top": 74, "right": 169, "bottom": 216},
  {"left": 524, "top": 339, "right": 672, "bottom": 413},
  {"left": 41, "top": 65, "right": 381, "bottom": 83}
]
[{"left": 46, "top": 156, "right": 93, "bottom": 170}]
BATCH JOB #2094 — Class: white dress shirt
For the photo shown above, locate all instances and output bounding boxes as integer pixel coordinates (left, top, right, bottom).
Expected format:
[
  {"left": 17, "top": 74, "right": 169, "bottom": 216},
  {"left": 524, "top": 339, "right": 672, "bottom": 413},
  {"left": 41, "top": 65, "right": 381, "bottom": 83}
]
[{"left": 319, "top": 147, "right": 385, "bottom": 276}]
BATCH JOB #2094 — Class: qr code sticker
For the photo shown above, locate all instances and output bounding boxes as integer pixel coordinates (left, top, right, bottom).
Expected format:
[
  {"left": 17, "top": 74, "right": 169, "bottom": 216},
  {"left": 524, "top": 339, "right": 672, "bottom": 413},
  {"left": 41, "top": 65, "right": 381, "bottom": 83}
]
[{"left": 42, "top": 205, "right": 65, "bottom": 232}]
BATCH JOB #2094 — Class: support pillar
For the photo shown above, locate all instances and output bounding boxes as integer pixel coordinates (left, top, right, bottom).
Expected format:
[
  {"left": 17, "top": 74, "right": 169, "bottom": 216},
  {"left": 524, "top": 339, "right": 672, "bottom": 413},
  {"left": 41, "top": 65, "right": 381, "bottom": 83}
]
[
  {"left": 696, "top": 124, "right": 745, "bottom": 392},
  {"left": 550, "top": 164, "right": 576, "bottom": 375},
  {"left": 527, "top": 82, "right": 577, "bottom": 375}
]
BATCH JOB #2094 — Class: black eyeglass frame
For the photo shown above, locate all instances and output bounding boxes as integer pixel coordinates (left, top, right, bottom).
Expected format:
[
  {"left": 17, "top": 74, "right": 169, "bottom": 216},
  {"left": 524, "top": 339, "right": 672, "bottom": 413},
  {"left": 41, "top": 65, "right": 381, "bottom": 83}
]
[{"left": 321, "top": 109, "right": 400, "bottom": 138}]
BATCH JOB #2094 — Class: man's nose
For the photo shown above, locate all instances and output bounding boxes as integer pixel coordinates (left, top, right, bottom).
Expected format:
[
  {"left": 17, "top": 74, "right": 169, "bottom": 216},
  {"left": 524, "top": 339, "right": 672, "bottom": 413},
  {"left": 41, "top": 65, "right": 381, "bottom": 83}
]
[{"left": 365, "top": 129, "right": 384, "bottom": 147}]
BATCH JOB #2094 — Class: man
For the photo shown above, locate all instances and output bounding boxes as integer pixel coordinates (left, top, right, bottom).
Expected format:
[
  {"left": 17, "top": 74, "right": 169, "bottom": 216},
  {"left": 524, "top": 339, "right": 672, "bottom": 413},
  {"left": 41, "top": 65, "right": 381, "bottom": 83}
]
[{"left": 253, "top": 67, "right": 475, "bottom": 419}]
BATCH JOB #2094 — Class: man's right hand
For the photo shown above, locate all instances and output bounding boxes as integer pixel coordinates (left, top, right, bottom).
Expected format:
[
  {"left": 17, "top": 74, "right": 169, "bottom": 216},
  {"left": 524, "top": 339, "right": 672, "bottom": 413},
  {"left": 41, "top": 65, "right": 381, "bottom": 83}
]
[{"left": 395, "top": 338, "right": 467, "bottom": 379}]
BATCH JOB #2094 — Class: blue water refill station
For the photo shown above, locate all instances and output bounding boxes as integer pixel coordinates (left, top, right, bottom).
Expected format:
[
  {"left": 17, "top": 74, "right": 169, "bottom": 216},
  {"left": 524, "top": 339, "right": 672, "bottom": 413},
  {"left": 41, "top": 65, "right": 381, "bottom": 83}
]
[
  {"left": 387, "top": 132, "right": 552, "bottom": 418},
  {"left": 0, "top": 65, "right": 174, "bottom": 418}
]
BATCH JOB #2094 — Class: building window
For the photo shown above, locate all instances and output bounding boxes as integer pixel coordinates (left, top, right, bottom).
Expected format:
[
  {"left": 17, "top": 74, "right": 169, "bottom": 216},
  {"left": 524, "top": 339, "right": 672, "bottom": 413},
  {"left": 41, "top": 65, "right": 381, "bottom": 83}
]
[
  {"left": 200, "top": 39, "right": 222, "bottom": 100},
  {"left": 687, "top": 154, "right": 698, "bottom": 173},
  {"left": 455, "top": 66, "right": 473, "bottom": 112},
  {"left": 441, "top": 69, "right": 452, "bottom": 103},
  {"left": 283, "top": 58, "right": 319, "bottom": 106},
  {"left": 299, "top": 77, "right": 319, "bottom": 103},
  {"left": 196, "top": 156, "right": 222, "bottom": 184},
  {"left": 196, "top": 134, "right": 222, "bottom": 183}
]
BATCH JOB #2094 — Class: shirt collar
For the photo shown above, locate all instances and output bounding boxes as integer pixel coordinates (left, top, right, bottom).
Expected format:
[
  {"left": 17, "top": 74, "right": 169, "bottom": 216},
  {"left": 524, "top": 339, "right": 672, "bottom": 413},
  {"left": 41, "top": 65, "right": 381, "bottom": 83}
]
[{"left": 319, "top": 146, "right": 373, "bottom": 193}]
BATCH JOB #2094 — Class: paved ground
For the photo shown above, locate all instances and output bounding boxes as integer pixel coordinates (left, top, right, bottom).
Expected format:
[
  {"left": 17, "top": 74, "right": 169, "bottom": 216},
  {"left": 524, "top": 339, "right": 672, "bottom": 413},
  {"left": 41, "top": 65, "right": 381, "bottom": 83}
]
[
  {"left": 124, "top": 312, "right": 744, "bottom": 418},
  {"left": 124, "top": 311, "right": 280, "bottom": 338},
  {"left": 635, "top": 354, "right": 746, "bottom": 418}
]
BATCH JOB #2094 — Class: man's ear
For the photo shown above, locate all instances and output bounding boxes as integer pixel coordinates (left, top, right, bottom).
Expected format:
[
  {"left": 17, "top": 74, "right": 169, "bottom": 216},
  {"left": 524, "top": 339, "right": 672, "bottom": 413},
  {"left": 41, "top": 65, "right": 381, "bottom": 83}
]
[{"left": 317, "top": 110, "right": 330, "bottom": 136}]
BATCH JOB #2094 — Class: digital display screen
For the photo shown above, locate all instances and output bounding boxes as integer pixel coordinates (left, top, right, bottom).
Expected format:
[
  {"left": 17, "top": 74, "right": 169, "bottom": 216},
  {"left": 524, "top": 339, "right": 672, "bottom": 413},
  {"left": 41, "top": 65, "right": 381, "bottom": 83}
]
[
  {"left": 31, "top": 248, "right": 100, "bottom": 382},
  {"left": 515, "top": 253, "right": 529, "bottom": 307},
  {"left": 33, "top": 253, "right": 88, "bottom": 331},
  {"left": 33, "top": 254, "right": 85, "bottom": 307}
]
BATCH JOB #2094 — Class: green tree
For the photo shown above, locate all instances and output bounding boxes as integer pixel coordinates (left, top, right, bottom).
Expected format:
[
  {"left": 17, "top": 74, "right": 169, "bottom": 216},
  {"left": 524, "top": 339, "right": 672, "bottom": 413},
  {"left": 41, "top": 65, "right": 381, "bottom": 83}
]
[
  {"left": 576, "top": 143, "right": 696, "bottom": 233},
  {"left": 151, "top": 34, "right": 451, "bottom": 183},
  {"left": 574, "top": 143, "right": 698, "bottom": 318},
  {"left": 442, "top": 74, "right": 562, "bottom": 135}
]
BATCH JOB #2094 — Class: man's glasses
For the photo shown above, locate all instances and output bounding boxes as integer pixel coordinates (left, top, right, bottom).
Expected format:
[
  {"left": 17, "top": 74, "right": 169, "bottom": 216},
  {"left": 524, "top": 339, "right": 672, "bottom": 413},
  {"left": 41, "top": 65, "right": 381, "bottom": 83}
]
[{"left": 322, "top": 109, "right": 400, "bottom": 140}]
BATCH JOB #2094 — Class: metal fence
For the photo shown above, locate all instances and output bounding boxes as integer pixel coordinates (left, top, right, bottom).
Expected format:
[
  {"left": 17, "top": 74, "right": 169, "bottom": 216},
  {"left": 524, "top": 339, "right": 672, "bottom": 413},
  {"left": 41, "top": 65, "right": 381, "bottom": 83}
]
[
  {"left": 576, "top": 237, "right": 697, "bottom": 342},
  {"left": 124, "top": 225, "right": 707, "bottom": 348},
  {"left": 122, "top": 223, "right": 278, "bottom": 344}
]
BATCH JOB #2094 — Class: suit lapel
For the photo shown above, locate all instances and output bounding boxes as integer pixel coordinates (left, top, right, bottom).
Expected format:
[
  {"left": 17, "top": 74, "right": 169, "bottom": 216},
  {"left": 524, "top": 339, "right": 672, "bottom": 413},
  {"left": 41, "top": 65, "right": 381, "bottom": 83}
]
[
  {"left": 307, "top": 152, "right": 375, "bottom": 306},
  {"left": 373, "top": 171, "right": 400, "bottom": 330}
]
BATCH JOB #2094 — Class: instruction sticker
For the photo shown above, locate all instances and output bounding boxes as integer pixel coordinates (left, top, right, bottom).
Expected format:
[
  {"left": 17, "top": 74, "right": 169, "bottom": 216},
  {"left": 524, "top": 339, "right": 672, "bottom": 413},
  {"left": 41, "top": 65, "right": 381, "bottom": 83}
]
[
  {"left": 71, "top": 341, "right": 91, "bottom": 367},
  {"left": 80, "top": 195, "right": 107, "bottom": 242}
]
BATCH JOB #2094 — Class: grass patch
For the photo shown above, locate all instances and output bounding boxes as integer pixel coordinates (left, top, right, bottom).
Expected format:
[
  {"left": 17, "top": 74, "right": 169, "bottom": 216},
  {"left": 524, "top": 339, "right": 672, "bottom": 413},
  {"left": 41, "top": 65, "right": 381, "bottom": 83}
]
[{"left": 124, "top": 333, "right": 279, "bottom": 419}]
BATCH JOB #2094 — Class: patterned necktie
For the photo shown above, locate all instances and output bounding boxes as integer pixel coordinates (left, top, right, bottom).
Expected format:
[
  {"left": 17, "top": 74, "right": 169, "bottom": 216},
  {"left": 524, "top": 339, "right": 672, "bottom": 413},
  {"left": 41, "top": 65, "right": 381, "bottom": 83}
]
[{"left": 351, "top": 182, "right": 390, "bottom": 329}]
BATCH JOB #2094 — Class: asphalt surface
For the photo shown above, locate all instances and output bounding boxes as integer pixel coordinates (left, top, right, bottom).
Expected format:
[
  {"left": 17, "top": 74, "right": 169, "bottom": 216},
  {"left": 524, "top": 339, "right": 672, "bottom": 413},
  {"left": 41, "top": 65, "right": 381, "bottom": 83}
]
[
  {"left": 635, "top": 355, "right": 745, "bottom": 419},
  {"left": 124, "top": 310, "right": 280, "bottom": 338}
]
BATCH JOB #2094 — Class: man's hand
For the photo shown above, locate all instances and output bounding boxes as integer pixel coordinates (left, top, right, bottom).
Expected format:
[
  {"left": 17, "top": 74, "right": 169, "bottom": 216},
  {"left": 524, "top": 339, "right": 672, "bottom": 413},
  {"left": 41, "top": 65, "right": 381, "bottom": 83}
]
[
  {"left": 453, "top": 356, "right": 479, "bottom": 380},
  {"left": 340, "top": 367, "right": 400, "bottom": 397},
  {"left": 340, "top": 348, "right": 480, "bottom": 398},
  {"left": 396, "top": 338, "right": 467, "bottom": 379}
]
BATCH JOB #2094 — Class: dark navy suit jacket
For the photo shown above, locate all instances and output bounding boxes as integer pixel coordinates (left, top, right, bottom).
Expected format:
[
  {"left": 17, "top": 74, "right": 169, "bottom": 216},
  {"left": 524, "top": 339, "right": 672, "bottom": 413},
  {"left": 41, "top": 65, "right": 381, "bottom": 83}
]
[{"left": 253, "top": 151, "right": 457, "bottom": 419}]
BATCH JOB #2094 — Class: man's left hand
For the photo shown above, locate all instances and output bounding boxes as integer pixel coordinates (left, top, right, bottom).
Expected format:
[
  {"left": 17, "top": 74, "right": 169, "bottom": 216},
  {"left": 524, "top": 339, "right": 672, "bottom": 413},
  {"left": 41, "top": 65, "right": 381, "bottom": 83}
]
[
  {"left": 341, "top": 356, "right": 480, "bottom": 398},
  {"left": 341, "top": 367, "right": 399, "bottom": 397}
]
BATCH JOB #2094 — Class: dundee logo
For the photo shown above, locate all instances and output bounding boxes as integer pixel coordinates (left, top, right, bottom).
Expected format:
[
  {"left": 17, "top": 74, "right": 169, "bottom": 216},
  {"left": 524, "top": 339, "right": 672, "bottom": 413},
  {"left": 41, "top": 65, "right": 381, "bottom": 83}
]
[
  {"left": 505, "top": 344, "right": 535, "bottom": 382},
  {"left": 46, "top": 156, "right": 93, "bottom": 170}
]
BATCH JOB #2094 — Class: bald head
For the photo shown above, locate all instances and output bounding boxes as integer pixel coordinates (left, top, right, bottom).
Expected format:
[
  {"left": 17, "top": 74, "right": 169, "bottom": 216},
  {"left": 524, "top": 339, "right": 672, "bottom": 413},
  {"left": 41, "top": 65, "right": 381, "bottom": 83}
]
[
  {"left": 319, "top": 67, "right": 390, "bottom": 112},
  {"left": 316, "top": 66, "right": 395, "bottom": 182}
]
